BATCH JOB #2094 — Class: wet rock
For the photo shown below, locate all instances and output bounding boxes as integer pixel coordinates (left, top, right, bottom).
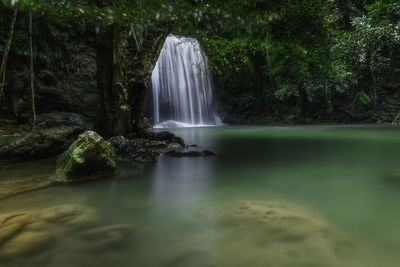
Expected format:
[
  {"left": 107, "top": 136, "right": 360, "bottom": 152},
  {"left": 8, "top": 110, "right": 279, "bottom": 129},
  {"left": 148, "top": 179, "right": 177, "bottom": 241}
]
[
  {"left": 142, "top": 117, "right": 153, "bottom": 129},
  {"left": 56, "top": 131, "right": 117, "bottom": 181},
  {"left": 40, "top": 205, "right": 97, "bottom": 227},
  {"left": 144, "top": 140, "right": 185, "bottom": 151},
  {"left": 0, "top": 231, "right": 53, "bottom": 259},
  {"left": 167, "top": 143, "right": 184, "bottom": 149},
  {"left": 207, "top": 201, "right": 365, "bottom": 267},
  {"left": 0, "top": 174, "right": 53, "bottom": 200},
  {"left": 109, "top": 136, "right": 157, "bottom": 163},
  {"left": 37, "top": 112, "right": 93, "bottom": 129},
  {"left": 144, "top": 131, "right": 185, "bottom": 147},
  {"left": 0, "top": 120, "right": 85, "bottom": 161},
  {"left": 0, "top": 204, "right": 131, "bottom": 264},
  {"left": 164, "top": 150, "right": 216, "bottom": 157},
  {"left": 384, "top": 169, "right": 400, "bottom": 182},
  {"left": 0, "top": 206, "right": 90, "bottom": 259},
  {"left": 225, "top": 201, "right": 328, "bottom": 242},
  {"left": 145, "top": 140, "right": 168, "bottom": 149},
  {"left": 0, "top": 213, "right": 33, "bottom": 245},
  {"left": 79, "top": 224, "right": 133, "bottom": 250},
  {"left": 0, "top": 158, "right": 57, "bottom": 200},
  {"left": 0, "top": 121, "right": 29, "bottom": 136}
]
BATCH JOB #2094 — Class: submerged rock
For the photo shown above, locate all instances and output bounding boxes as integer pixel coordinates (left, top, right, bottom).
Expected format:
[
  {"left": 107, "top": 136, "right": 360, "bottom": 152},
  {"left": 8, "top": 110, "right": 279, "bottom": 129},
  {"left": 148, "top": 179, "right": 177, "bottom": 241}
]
[
  {"left": 109, "top": 136, "right": 157, "bottom": 163},
  {"left": 0, "top": 213, "right": 33, "bottom": 246},
  {"left": 205, "top": 201, "right": 366, "bottom": 267},
  {"left": 0, "top": 120, "right": 84, "bottom": 161},
  {"left": 78, "top": 224, "right": 133, "bottom": 251},
  {"left": 383, "top": 169, "right": 400, "bottom": 183},
  {"left": 0, "top": 204, "right": 132, "bottom": 266},
  {"left": 0, "top": 205, "right": 96, "bottom": 259},
  {"left": 222, "top": 201, "right": 328, "bottom": 241},
  {"left": 0, "top": 231, "right": 54, "bottom": 259},
  {"left": 0, "top": 174, "right": 53, "bottom": 200},
  {"left": 56, "top": 131, "right": 117, "bottom": 181},
  {"left": 39, "top": 205, "right": 97, "bottom": 227}
]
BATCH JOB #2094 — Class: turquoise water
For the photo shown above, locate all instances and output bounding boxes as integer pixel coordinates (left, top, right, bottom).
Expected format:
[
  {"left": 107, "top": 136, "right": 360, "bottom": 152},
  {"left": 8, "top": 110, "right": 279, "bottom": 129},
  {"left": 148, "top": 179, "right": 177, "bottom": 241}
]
[{"left": 1, "top": 125, "right": 400, "bottom": 267}]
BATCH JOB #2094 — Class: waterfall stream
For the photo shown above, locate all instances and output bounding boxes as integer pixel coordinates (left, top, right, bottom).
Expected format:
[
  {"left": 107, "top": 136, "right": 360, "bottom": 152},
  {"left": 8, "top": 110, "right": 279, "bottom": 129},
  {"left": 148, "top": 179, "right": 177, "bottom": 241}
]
[{"left": 150, "top": 35, "right": 222, "bottom": 128}]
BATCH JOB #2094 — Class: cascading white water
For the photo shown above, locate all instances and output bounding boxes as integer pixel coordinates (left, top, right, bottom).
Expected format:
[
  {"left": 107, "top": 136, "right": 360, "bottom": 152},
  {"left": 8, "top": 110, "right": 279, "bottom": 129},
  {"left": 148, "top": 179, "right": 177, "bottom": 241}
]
[{"left": 150, "top": 35, "right": 222, "bottom": 128}]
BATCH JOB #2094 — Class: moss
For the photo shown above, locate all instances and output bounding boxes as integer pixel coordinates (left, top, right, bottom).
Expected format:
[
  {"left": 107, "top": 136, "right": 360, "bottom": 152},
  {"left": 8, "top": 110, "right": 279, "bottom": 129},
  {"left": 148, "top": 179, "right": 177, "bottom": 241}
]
[{"left": 56, "top": 131, "right": 117, "bottom": 180}]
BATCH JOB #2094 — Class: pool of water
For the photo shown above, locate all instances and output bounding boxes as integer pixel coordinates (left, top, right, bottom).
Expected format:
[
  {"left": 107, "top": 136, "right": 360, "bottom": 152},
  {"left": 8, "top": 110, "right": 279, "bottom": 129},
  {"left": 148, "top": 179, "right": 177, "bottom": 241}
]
[{"left": 1, "top": 125, "right": 400, "bottom": 267}]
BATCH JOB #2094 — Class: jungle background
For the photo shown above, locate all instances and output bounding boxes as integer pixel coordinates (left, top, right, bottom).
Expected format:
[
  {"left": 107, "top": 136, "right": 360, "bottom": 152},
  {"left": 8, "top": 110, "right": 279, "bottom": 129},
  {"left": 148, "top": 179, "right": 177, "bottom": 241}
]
[{"left": 0, "top": 0, "right": 399, "bottom": 135}]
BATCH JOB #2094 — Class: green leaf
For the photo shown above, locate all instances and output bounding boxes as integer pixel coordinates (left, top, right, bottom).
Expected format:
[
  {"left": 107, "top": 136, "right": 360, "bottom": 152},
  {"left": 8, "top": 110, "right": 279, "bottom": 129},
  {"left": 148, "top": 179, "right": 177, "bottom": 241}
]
[{"left": 359, "top": 90, "right": 372, "bottom": 105}]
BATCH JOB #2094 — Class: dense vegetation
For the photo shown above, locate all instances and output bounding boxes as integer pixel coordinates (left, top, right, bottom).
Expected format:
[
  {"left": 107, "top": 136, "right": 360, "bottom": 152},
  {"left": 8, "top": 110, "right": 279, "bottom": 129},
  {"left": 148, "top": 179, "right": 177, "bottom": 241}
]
[
  {"left": 0, "top": 0, "right": 399, "bottom": 134},
  {"left": 201, "top": 0, "right": 400, "bottom": 123}
]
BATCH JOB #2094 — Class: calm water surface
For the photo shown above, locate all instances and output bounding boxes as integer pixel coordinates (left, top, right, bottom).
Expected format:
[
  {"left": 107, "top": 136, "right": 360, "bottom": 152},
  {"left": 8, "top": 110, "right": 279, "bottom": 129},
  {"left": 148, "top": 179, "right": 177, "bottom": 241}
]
[{"left": 1, "top": 125, "right": 400, "bottom": 267}]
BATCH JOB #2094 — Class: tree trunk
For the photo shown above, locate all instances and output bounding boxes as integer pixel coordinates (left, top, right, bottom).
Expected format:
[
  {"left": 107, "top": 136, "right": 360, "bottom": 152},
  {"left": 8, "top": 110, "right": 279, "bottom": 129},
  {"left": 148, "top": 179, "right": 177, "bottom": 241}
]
[
  {"left": 29, "top": 9, "right": 36, "bottom": 127},
  {"left": 0, "top": 5, "right": 18, "bottom": 104},
  {"left": 94, "top": 1, "right": 166, "bottom": 137},
  {"left": 96, "top": 26, "right": 132, "bottom": 137},
  {"left": 127, "top": 33, "right": 166, "bottom": 136},
  {"left": 265, "top": 35, "right": 276, "bottom": 92},
  {"left": 296, "top": 85, "right": 306, "bottom": 122},
  {"left": 325, "top": 80, "right": 333, "bottom": 115}
]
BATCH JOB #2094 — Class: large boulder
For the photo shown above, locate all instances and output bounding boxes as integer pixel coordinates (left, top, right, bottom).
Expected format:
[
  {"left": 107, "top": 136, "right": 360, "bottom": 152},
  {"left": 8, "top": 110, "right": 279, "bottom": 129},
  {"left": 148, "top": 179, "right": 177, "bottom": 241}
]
[
  {"left": 0, "top": 120, "right": 85, "bottom": 161},
  {"left": 56, "top": 131, "right": 117, "bottom": 181}
]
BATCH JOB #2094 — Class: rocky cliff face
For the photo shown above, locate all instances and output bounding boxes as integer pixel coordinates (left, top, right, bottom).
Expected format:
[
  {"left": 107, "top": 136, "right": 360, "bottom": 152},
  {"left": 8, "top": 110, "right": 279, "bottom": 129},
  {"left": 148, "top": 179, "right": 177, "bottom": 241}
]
[{"left": 0, "top": 23, "right": 99, "bottom": 133}]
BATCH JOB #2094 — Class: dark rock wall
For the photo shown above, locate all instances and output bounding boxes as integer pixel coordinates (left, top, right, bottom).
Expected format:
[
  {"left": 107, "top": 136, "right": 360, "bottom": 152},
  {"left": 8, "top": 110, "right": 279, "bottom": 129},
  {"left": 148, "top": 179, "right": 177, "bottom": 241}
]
[
  {"left": 0, "top": 15, "right": 99, "bottom": 131},
  {"left": 37, "top": 42, "right": 99, "bottom": 121}
]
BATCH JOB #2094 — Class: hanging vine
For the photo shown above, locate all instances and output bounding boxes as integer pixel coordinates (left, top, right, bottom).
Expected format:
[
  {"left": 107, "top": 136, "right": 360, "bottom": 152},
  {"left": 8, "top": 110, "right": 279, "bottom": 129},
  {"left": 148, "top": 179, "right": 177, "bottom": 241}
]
[
  {"left": 0, "top": 4, "right": 18, "bottom": 104},
  {"left": 29, "top": 8, "right": 36, "bottom": 127}
]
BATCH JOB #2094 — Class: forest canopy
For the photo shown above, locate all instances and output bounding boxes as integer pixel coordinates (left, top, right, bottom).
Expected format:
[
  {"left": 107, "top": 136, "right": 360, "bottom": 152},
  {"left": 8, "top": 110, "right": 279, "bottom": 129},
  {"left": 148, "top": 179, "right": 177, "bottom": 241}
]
[{"left": 1, "top": 0, "right": 399, "bottom": 127}]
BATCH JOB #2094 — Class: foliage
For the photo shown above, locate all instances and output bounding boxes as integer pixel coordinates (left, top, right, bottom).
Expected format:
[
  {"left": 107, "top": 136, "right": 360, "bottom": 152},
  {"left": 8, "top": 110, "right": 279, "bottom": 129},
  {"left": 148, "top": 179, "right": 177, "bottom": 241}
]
[
  {"left": 334, "top": 0, "right": 400, "bottom": 107},
  {"left": 206, "top": 0, "right": 400, "bottom": 120},
  {"left": 359, "top": 90, "right": 372, "bottom": 105},
  {"left": 1, "top": 0, "right": 399, "bottom": 123}
]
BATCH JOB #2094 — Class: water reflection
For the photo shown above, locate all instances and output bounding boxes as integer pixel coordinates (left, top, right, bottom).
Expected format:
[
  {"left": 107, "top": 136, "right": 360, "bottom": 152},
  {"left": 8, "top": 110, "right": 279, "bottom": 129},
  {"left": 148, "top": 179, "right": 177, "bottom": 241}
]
[{"left": 150, "top": 156, "right": 215, "bottom": 205}]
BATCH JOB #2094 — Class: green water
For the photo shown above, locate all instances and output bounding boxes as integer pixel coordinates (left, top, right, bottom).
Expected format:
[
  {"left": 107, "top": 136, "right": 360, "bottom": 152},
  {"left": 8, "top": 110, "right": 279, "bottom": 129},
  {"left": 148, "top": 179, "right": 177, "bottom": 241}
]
[{"left": 1, "top": 125, "right": 400, "bottom": 267}]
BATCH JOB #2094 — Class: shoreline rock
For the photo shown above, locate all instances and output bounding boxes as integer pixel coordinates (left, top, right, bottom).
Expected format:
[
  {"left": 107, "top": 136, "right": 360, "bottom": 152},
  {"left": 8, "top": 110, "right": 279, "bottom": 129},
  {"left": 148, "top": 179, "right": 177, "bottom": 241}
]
[
  {"left": 56, "top": 131, "right": 117, "bottom": 181},
  {"left": 109, "top": 136, "right": 158, "bottom": 163},
  {"left": 164, "top": 150, "right": 216, "bottom": 157},
  {"left": 0, "top": 120, "right": 85, "bottom": 162}
]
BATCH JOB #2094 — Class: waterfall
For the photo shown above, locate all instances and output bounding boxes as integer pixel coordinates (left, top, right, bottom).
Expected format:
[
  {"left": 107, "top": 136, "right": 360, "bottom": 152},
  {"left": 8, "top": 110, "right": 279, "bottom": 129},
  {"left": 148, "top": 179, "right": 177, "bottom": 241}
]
[{"left": 150, "top": 35, "right": 222, "bottom": 128}]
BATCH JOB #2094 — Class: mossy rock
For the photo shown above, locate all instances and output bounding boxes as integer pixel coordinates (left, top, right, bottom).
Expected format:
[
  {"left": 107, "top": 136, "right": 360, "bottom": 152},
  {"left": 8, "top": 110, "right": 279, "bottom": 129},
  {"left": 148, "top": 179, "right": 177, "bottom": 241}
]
[{"left": 56, "top": 131, "right": 117, "bottom": 180}]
